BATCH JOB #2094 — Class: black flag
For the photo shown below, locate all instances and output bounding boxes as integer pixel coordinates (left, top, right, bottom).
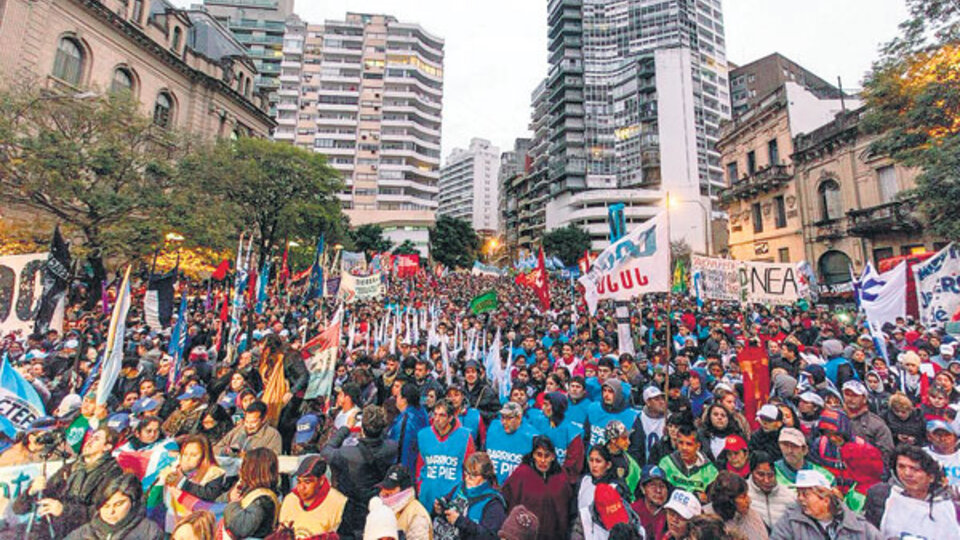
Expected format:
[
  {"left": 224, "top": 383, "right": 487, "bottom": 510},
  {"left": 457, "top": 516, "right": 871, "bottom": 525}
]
[
  {"left": 34, "top": 225, "right": 71, "bottom": 334},
  {"left": 144, "top": 268, "right": 176, "bottom": 330}
]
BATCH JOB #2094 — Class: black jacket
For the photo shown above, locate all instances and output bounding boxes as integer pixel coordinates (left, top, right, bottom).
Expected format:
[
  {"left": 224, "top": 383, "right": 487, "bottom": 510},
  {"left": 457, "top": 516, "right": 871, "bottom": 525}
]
[
  {"left": 748, "top": 428, "right": 783, "bottom": 461},
  {"left": 283, "top": 351, "right": 309, "bottom": 398},
  {"left": 464, "top": 380, "right": 501, "bottom": 423}
]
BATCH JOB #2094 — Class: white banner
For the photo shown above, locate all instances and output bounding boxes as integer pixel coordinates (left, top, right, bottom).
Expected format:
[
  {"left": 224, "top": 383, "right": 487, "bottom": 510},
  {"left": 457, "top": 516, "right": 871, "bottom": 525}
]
[
  {"left": 858, "top": 262, "right": 907, "bottom": 326},
  {"left": 578, "top": 213, "right": 669, "bottom": 315},
  {"left": 338, "top": 272, "right": 383, "bottom": 303},
  {"left": 0, "top": 253, "right": 47, "bottom": 337},
  {"left": 691, "top": 255, "right": 741, "bottom": 302},
  {"left": 915, "top": 243, "right": 960, "bottom": 328},
  {"left": 741, "top": 260, "right": 808, "bottom": 305}
]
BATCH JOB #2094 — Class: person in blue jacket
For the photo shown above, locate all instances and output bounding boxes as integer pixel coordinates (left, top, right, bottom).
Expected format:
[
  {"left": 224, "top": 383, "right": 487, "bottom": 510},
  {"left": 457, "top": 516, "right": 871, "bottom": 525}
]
[
  {"left": 566, "top": 376, "right": 592, "bottom": 431},
  {"left": 388, "top": 381, "right": 429, "bottom": 472},
  {"left": 537, "top": 392, "right": 585, "bottom": 480},
  {"left": 415, "top": 398, "right": 476, "bottom": 509},
  {"left": 447, "top": 383, "right": 485, "bottom": 447},
  {"left": 484, "top": 402, "right": 536, "bottom": 485},
  {"left": 584, "top": 378, "right": 638, "bottom": 447}
]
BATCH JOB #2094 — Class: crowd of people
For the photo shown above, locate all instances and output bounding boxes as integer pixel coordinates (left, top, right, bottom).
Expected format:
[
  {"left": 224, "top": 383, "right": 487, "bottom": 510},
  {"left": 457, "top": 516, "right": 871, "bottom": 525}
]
[{"left": 1, "top": 266, "right": 959, "bottom": 540}]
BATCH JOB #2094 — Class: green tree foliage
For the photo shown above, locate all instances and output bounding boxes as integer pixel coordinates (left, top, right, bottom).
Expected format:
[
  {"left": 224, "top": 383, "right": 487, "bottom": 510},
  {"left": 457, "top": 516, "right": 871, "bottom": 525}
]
[
  {"left": 861, "top": 0, "right": 960, "bottom": 239},
  {"left": 429, "top": 215, "right": 479, "bottom": 269},
  {"left": 0, "top": 88, "right": 187, "bottom": 260},
  {"left": 393, "top": 239, "right": 419, "bottom": 255},
  {"left": 542, "top": 225, "right": 592, "bottom": 266},
  {"left": 182, "top": 137, "right": 344, "bottom": 264},
  {"left": 351, "top": 223, "right": 393, "bottom": 255}
]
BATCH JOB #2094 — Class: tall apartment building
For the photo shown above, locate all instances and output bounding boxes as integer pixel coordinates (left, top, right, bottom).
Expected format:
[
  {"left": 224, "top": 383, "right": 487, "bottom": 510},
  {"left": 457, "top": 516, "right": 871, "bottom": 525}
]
[
  {"left": 275, "top": 13, "right": 443, "bottom": 254},
  {"left": 497, "top": 138, "right": 532, "bottom": 236},
  {"left": 202, "top": 0, "right": 295, "bottom": 116},
  {"left": 438, "top": 138, "right": 501, "bottom": 234},
  {"left": 540, "top": 0, "right": 730, "bottom": 252},
  {"left": 729, "top": 53, "right": 845, "bottom": 116}
]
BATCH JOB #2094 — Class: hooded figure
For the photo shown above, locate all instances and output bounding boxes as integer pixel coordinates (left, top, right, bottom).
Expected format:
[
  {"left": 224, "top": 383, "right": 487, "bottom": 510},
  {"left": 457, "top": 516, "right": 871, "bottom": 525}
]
[
  {"left": 864, "top": 370, "right": 891, "bottom": 416},
  {"left": 583, "top": 379, "right": 638, "bottom": 448},
  {"left": 538, "top": 392, "right": 586, "bottom": 479}
]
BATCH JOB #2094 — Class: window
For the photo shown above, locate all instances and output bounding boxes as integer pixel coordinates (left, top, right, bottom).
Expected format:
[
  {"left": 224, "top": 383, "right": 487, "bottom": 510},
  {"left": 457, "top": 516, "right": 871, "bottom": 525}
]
[
  {"left": 768, "top": 138, "right": 779, "bottom": 166},
  {"left": 752, "top": 202, "right": 763, "bottom": 233},
  {"left": 818, "top": 179, "right": 843, "bottom": 221},
  {"left": 774, "top": 195, "right": 787, "bottom": 228},
  {"left": 52, "top": 37, "right": 84, "bottom": 85},
  {"left": 873, "top": 247, "right": 894, "bottom": 266},
  {"left": 153, "top": 92, "right": 173, "bottom": 128},
  {"left": 726, "top": 161, "right": 738, "bottom": 184},
  {"left": 747, "top": 150, "right": 756, "bottom": 175},
  {"left": 110, "top": 67, "right": 134, "bottom": 94},
  {"left": 131, "top": 0, "right": 144, "bottom": 23},
  {"left": 778, "top": 247, "right": 790, "bottom": 262},
  {"left": 819, "top": 250, "right": 853, "bottom": 285},
  {"left": 171, "top": 27, "right": 183, "bottom": 52},
  {"left": 877, "top": 165, "right": 897, "bottom": 204}
]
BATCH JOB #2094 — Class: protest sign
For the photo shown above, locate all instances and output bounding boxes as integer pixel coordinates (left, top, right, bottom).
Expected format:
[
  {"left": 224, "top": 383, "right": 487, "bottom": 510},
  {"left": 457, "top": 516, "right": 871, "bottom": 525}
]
[
  {"left": 914, "top": 243, "right": 960, "bottom": 328},
  {"left": 0, "top": 253, "right": 46, "bottom": 337},
  {"left": 740, "top": 260, "right": 805, "bottom": 305},
  {"left": 691, "top": 255, "right": 741, "bottom": 302},
  {"left": 339, "top": 272, "right": 383, "bottom": 303}
]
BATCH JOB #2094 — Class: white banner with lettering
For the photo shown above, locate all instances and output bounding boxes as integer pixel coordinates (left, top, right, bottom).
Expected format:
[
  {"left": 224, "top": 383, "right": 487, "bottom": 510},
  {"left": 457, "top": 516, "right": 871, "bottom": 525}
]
[
  {"left": 691, "top": 255, "right": 741, "bottom": 302},
  {"left": 914, "top": 243, "right": 960, "bottom": 328},
  {"left": 0, "top": 253, "right": 47, "bottom": 336},
  {"left": 690, "top": 256, "right": 815, "bottom": 306},
  {"left": 338, "top": 272, "right": 383, "bottom": 303}
]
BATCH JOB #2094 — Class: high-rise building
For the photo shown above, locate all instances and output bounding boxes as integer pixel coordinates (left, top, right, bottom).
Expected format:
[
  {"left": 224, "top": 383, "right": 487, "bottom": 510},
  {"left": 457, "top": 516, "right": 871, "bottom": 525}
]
[
  {"left": 498, "top": 137, "right": 532, "bottom": 240},
  {"left": 729, "top": 53, "right": 845, "bottom": 116},
  {"left": 275, "top": 13, "right": 443, "bottom": 254},
  {"left": 539, "top": 0, "right": 731, "bottom": 252},
  {"left": 438, "top": 138, "right": 501, "bottom": 234},
  {"left": 202, "top": 0, "right": 296, "bottom": 117}
]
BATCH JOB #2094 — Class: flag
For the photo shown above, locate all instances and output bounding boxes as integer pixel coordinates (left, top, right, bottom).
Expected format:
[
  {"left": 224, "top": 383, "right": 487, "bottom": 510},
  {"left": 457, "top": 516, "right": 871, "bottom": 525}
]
[
  {"left": 0, "top": 352, "right": 46, "bottom": 437},
  {"left": 308, "top": 235, "right": 325, "bottom": 300},
  {"left": 738, "top": 345, "right": 770, "bottom": 431},
  {"left": 470, "top": 290, "right": 498, "bottom": 315},
  {"left": 857, "top": 262, "right": 907, "bottom": 327},
  {"left": 33, "top": 225, "right": 71, "bottom": 335},
  {"left": 483, "top": 328, "right": 502, "bottom": 387},
  {"left": 577, "top": 250, "right": 592, "bottom": 275},
  {"left": 255, "top": 262, "right": 270, "bottom": 314},
  {"left": 672, "top": 259, "right": 688, "bottom": 294},
  {"left": 166, "top": 293, "right": 189, "bottom": 392},
  {"left": 211, "top": 259, "right": 230, "bottom": 281},
  {"left": 96, "top": 266, "right": 132, "bottom": 406},
  {"left": 302, "top": 305, "right": 342, "bottom": 399},
  {"left": 396, "top": 254, "right": 420, "bottom": 278},
  {"left": 144, "top": 265, "right": 177, "bottom": 330},
  {"left": 279, "top": 243, "right": 290, "bottom": 285},
  {"left": 578, "top": 212, "right": 669, "bottom": 315},
  {"left": 515, "top": 247, "right": 550, "bottom": 311},
  {"left": 214, "top": 291, "right": 229, "bottom": 354}
]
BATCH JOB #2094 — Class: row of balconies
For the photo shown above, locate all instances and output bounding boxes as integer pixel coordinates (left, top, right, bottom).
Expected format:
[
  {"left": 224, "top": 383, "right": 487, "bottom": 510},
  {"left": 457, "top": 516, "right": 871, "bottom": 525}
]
[{"left": 719, "top": 164, "right": 792, "bottom": 203}]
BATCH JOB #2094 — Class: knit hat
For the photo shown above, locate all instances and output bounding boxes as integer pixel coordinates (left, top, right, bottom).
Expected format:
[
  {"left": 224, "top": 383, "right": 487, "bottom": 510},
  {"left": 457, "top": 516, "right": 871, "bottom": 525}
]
[
  {"left": 822, "top": 339, "right": 844, "bottom": 358},
  {"left": 363, "top": 498, "right": 398, "bottom": 540},
  {"left": 605, "top": 420, "right": 629, "bottom": 442},
  {"left": 594, "top": 483, "right": 629, "bottom": 530},
  {"left": 499, "top": 505, "right": 540, "bottom": 540},
  {"left": 817, "top": 408, "right": 852, "bottom": 440}
]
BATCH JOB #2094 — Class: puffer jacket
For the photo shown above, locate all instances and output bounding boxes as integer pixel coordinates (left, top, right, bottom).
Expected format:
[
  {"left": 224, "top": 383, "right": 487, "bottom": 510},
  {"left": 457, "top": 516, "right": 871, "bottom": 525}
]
[
  {"left": 63, "top": 512, "right": 163, "bottom": 540},
  {"left": 747, "top": 477, "right": 794, "bottom": 530},
  {"left": 883, "top": 407, "right": 926, "bottom": 445},
  {"left": 769, "top": 502, "right": 881, "bottom": 540}
]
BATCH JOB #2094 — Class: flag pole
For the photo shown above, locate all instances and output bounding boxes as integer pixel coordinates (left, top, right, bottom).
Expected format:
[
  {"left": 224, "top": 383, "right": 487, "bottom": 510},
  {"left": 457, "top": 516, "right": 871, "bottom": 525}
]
[{"left": 664, "top": 191, "right": 672, "bottom": 411}]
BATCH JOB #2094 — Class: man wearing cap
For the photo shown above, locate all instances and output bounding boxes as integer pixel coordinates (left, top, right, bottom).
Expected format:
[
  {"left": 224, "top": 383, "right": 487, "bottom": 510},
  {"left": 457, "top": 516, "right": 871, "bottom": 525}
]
[
  {"left": 278, "top": 455, "right": 349, "bottom": 539},
  {"left": 770, "top": 469, "right": 880, "bottom": 539},
  {"left": 374, "top": 464, "right": 431, "bottom": 540},
  {"left": 842, "top": 380, "right": 894, "bottom": 462},
  {"left": 924, "top": 419, "right": 960, "bottom": 487},
  {"left": 630, "top": 385, "right": 667, "bottom": 466},
  {"left": 388, "top": 382, "right": 429, "bottom": 473},
  {"left": 214, "top": 401, "right": 282, "bottom": 456},
  {"left": 631, "top": 465, "right": 670, "bottom": 539},
  {"left": 162, "top": 385, "right": 208, "bottom": 438},
  {"left": 292, "top": 413, "right": 322, "bottom": 455},
  {"left": 749, "top": 404, "right": 785, "bottom": 460},
  {"left": 774, "top": 427, "right": 834, "bottom": 491},
  {"left": 485, "top": 402, "right": 536, "bottom": 485},
  {"left": 795, "top": 391, "right": 824, "bottom": 436},
  {"left": 662, "top": 489, "right": 701, "bottom": 540}
]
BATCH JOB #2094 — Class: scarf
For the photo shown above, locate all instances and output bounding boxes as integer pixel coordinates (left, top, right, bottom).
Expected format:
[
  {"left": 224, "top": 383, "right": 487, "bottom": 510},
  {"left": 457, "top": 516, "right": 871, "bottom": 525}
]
[
  {"left": 297, "top": 477, "right": 332, "bottom": 511},
  {"left": 87, "top": 504, "right": 146, "bottom": 539},
  {"left": 381, "top": 487, "right": 416, "bottom": 512}
]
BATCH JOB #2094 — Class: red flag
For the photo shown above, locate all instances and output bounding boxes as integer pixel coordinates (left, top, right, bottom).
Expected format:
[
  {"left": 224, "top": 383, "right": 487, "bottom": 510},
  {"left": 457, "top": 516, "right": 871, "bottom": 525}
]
[
  {"left": 246, "top": 263, "right": 257, "bottom": 307},
  {"left": 279, "top": 245, "right": 290, "bottom": 284},
  {"left": 212, "top": 259, "right": 230, "bottom": 281},
  {"left": 515, "top": 247, "right": 550, "bottom": 311},
  {"left": 214, "top": 292, "right": 229, "bottom": 353},
  {"left": 577, "top": 250, "right": 592, "bottom": 274},
  {"left": 397, "top": 254, "right": 420, "bottom": 278},
  {"left": 738, "top": 345, "right": 770, "bottom": 430}
]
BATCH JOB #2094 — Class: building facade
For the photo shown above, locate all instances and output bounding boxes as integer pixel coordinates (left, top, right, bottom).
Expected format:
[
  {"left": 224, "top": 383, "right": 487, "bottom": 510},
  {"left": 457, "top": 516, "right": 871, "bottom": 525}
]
[
  {"left": 0, "top": 0, "right": 275, "bottom": 137},
  {"left": 729, "top": 53, "right": 845, "bottom": 116},
  {"left": 539, "top": 0, "right": 730, "bottom": 252},
  {"left": 718, "top": 82, "right": 853, "bottom": 263},
  {"left": 438, "top": 138, "right": 501, "bottom": 234},
  {"left": 202, "top": 0, "right": 295, "bottom": 117},
  {"left": 273, "top": 13, "right": 443, "bottom": 255}
]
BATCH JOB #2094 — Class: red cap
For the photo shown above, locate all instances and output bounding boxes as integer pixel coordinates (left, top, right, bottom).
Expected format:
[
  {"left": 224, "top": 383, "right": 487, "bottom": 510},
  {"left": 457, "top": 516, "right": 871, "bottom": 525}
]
[
  {"left": 594, "top": 483, "right": 629, "bottom": 530},
  {"left": 724, "top": 435, "right": 747, "bottom": 453}
]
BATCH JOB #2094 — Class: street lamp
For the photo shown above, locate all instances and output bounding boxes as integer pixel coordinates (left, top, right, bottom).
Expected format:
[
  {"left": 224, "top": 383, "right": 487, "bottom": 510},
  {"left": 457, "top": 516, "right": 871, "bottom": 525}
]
[
  {"left": 667, "top": 195, "right": 712, "bottom": 255},
  {"left": 165, "top": 232, "right": 185, "bottom": 243}
]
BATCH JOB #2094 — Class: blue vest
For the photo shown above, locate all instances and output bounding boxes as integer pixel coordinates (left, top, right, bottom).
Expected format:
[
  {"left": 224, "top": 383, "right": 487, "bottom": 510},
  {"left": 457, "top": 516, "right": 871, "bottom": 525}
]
[
  {"left": 485, "top": 420, "right": 536, "bottom": 484},
  {"left": 585, "top": 401, "right": 638, "bottom": 447},
  {"left": 458, "top": 408, "right": 482, "bottom": 440},
  {"left": 566, "top": 397, "right": 592, "bottom": 431},
  {"left": 389, "top": 406, "right": 429, "bottom": 473},
  {"left": 416, "top": 425, "right": 473, "bottom": 509},
  {"left": 536, "top": 417, "right": 580, "bottom": 465}
]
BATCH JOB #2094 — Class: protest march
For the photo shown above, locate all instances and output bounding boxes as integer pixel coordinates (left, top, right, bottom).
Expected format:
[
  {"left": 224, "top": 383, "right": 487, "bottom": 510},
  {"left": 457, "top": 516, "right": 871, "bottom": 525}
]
[{"left": 0, "top": 217, "right": 959, "bottom": 540}]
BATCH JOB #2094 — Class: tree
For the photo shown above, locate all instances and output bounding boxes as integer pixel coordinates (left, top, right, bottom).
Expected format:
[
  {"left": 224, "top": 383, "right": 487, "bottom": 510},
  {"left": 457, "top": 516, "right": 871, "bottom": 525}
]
[
  {"left": 351, "top": 223, "right": 393, "bottom": 254},
  {"left": 0, "top": 87, "right": 189, "bottom": 261},
  {"left": 429, "top": 215, "right": 479, "bottom": 269},
  {"left": 542, "top": 225, "right": 592, "bottom": 266},
  {"left": 861, "top": 0, "right": 960, "bottom": 239},
  {"left": 393, "top": 239, "right": 419, "bottom": 255},
  {"left": 182, "top": 137, "right": 344, "bottom": 264}
]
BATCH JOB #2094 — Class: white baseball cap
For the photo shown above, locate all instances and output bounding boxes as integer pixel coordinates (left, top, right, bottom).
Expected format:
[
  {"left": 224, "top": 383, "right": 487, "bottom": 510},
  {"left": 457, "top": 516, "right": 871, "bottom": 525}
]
[
  {"left": 663, "top": 489, "right": 701, "bottom": 520},
  {"left": 643, "top": 386, "right": 664, "bottom": 402},
  {"left": 798, "top": 391, "right": 825, "bottom": 407},
  {"left": 756, "top": 404, "right": 782, "bottom": 421},
  {"left": 841, "top": 380, "right": 868, "bottom": 396},
  {"left": 795, "top": 470, "right": 831, "bottom": 489}
]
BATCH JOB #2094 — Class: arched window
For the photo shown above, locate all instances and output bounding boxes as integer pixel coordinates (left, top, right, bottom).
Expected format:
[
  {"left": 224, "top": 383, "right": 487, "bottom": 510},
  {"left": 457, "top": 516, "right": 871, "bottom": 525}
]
[
  {"left": 110, "top": 67, "right": 134, "bottom": 94},
  {"left": 131, "top": 0, "right": 144, "bottom": 24},
  {"left": 819, "top": 250, "right": 853, "bottom": 286},
  {"left": 153, "top": 92, "right": 173, "bottom": 128},
  {"left": 171, "top": 27, "right": 183, "bottom": 52},
  {"left": 818, "top": 179, "right": 843, "bottom": 221},
  {"left": 52, "top": 37, "right": 84, "bottom": 85}
]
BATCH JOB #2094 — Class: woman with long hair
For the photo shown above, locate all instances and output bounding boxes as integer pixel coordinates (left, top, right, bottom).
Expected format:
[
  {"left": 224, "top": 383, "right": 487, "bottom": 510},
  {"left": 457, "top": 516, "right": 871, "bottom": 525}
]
[
  {"left": 171, "top": 511, "right": 216, "bottom": 540},
  {"left": 501, "top": 436, "right": 575, "bottom": 540},
  {"left": 698, "top": 403, "right": 744, "bottom": 462},
  {"left": 434, "top": 452, "right": 508, "bottom": 540},
  {"left": 706, "top": 471, "right": 767, "bottom": 540},
  {"left": 199, "top": 404, "right": 234, "bottom": 446},
  {"left": 220, "top": 447, "right": 280, "bottom": 540},
  {"left": 165, "top": 434, "right": 231, "bottom": 502},
  {"left": 64, "top": 473, "right": 163, "bottom": 539}
]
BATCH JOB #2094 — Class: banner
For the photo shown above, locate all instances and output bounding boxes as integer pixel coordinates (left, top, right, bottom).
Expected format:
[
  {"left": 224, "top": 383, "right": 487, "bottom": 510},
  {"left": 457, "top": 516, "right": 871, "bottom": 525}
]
[
  {"left": 396, "top": 254, "right": 420, "bottom": 278},
  {"left": 144, "top": 268, "right": 176, "bottom": 330},
  {"left": 472, "top": 261, "right": 506, "bottom": 278},
  {"left": 470, "top": 290, "right": 498, "bottom": 315},
  {"left": 0, "top": 253, "right": 46, "bottom": 337},
  {"left": 302, "top": 306, "right": 342, "bottom": 399},
  {"left": 691, "top": 255, "right": 742, "bottom": 302},
  {"left": 579, "top": 212, "right": 669, "bottom": 315},
  {"left": 338, "top": 272, "right": 383, "bottom": 303},
  {"left": 341, "top": 251, "right": 366, "bottom": 275},
  {"left": 914, "top": 243, "right": 960, "bottom": 328},
  {"left": 738, "top": 345, "right": 770, "bottom": 431},
  {"left": 857, "top": 262, "right": 907, "bottom": 326},
  {"left": 97, "top": 266, "right": 132, "bottom": 406},
  {"left": 516, "top": 248, "right": 550, "bottom": 311},
  {"left": 740, "top": 261, "right": 807, "bottom": 305},
  {"left": 33, "top": 226, "right": 70, "bottom": 335}
]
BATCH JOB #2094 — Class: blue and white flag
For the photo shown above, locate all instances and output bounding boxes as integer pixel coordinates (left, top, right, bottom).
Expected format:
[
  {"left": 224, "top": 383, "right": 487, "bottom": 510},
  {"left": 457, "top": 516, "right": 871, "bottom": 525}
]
[
  {"left": 0, "top": 353, "right": 46, "bottom": 437},
  {"left": 308, "top": 234, "right": 325, "bottom": 300},
  {"left": 255, "top": 262, "right": 270, "bottom": 315},
  {"left": 166, "top": 293, "right": 189, "bottom": 392},
  {"left": 857, "top": 262, "right": 907, "bottom": 327},
  {"left": 97, "top": 266, "right": 132, "bottom": 406}
]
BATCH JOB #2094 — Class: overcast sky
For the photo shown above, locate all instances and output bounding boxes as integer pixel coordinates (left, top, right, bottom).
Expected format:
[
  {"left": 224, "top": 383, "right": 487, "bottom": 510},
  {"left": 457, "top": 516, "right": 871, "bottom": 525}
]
[{"left": 177, "top": 0, "right": 910, "bottom": 161}]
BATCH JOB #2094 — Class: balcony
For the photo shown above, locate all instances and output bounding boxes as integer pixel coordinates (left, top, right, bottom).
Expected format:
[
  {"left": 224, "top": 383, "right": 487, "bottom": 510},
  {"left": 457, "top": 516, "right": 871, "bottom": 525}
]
[
  {"left": 812, "top": 219, "right": 845, "bottom": 242},
  {"left": 847, "top": 200, "right": 922, "bottom": 237},
  {"left": 719, "top": 164, "right": 792, "bottom": 203}
]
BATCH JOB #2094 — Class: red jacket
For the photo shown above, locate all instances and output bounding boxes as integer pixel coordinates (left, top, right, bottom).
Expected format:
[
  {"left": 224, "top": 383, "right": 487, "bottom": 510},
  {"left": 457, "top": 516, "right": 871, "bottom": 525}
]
[{"left": 501, "top": 463, "right": 574, "bottom": 540}]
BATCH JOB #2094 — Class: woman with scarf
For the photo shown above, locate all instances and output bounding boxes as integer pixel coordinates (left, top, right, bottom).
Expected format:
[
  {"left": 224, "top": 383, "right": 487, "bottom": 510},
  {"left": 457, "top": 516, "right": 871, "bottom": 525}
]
[
  {"left": 897, "top": 351, "right": 929, "bottom": 404},
  {"left": 537, "top": 392, "right": 585, "bottom": 480},
  {"left": 864, "top": 370, "right": 891, "bottom": 416},
  {"left": 501, "top": 436, "right": 575, "bottom": 540},
  {"left": 64, "top": 473, "right": 162, "bottom": 540},
  {"left": 199, "top": 404, "right": 234, "bottom": 446},
  {"left": 434, "top": 452, "right": 507, "bottom": 540},
  {"left": 698, "top": 403, "right": 745, "bottom": 462},
  {"left": 573, "top": 445, "right": 632, "bottom": 527}
]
